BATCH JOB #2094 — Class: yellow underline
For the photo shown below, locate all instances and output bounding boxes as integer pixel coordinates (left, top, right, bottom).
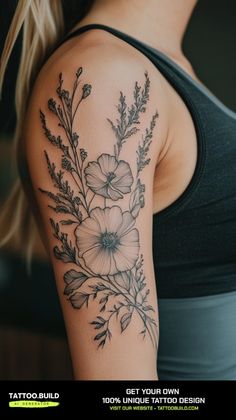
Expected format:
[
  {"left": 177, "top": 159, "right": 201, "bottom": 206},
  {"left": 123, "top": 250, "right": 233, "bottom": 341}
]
[{"left": 9, "top": 400, "right": 60, "bottom": 408}]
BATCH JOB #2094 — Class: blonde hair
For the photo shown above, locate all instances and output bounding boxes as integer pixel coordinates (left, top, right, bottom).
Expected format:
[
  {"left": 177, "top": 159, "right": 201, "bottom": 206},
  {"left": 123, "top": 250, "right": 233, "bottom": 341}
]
[{"left": 0, "top": 0, "right": 65, "bottom": 260}]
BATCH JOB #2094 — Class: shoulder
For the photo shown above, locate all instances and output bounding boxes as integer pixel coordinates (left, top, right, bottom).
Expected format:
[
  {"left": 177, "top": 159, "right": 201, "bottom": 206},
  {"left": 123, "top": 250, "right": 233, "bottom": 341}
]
[{"left": 24, "top": 30, "right": 169, "bottom": 161}]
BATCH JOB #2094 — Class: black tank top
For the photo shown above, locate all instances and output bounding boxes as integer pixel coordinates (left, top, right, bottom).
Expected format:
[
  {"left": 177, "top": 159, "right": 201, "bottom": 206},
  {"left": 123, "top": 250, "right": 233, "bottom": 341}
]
[{"left": 63, "top": 24, "right": 236, "bottom": 299}]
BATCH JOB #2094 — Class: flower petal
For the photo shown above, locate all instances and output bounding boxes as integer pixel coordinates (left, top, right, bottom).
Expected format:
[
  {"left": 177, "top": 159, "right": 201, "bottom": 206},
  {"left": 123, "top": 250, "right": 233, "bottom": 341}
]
[
  {"left": 112, "top": 160, "right": 134, "bottom": 193},
  {"left": 98, "top": 153, "right": 118, "bottom": 174},
  {"left": 85, "top": 161, "right": 107, "bottom": 190},
  {"left": 113, "top": 248, "right": 138, "bottom": 272},
  {"left": 76, "top": 207, "right": 138, "bottom": 276},
  {"left": 117, "top": 211, "right": 135, "bottom": 236},
  {"left": 83, "top": 245, "right": 117, "bottom": 275},
  {"left": 108, "top": 254, "right": 119, "bottom": 275},
  {"left": 107, "top": 186, "right": 123, "bottom": 200},
  {"left": 104, "top": 206, "right": 123, "bottom": 233},
  {"left": 89, "top": 207, "right": 107, "bottom": 234},
  {"left": 113, "top": 272, "right": 130, "bottom": 290},
  {"left": 90, "top": 206, "right": 122, "bottom": 235},
  {"left": 75, "top": 217, "right": 101, "bottom": 256},
  {"left": 114, "top": 228, "right": 139, "bottom": 271},
  {"left": 93, "top": 185, "right": 110, "bottom": 198}
]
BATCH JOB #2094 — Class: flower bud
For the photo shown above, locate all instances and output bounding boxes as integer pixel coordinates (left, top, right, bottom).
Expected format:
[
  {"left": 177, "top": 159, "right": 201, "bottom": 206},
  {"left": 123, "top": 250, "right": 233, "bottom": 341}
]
[{"left": 82, "top": 84, "right": 92, "bottom": 99}]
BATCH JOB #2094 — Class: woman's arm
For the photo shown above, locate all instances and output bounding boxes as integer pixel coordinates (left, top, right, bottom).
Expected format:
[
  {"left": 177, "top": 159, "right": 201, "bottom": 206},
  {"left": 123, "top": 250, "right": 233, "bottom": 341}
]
[{"left": 24, "top": 44, "right": 168, "bottom": 379}]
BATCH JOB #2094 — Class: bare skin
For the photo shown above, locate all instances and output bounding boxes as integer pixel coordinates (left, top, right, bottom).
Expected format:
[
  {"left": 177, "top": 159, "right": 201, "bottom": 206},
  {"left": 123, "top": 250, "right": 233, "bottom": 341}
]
[
  {"left": 70, "top": 0, "right": 199, "bottom": 215},
  {"left": 75, "top": 0, "right": 198, "bottom": 63}
]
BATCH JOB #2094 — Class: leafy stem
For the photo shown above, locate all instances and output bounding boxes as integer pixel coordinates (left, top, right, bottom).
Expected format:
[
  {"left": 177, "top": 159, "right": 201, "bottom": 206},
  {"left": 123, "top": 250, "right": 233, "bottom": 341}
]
[
  {"left": 40, "top": 68, "right": 158, "bottom": 349},
  {"left": 107, "top": 72, "right": 151, "bottom": 158},
  {"left": 134, "top": 305, "right": 157, "bottom": 347}
]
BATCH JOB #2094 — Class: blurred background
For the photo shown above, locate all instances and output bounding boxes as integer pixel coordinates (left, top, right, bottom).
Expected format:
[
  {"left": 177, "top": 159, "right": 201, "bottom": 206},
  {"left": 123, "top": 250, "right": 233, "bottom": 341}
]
[{"left": 0, "top": 0, "right": 235, "bottom": 379}]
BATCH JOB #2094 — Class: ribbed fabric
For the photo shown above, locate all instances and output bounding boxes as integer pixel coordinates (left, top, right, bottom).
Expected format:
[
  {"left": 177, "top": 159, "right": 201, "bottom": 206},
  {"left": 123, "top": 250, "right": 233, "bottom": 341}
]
[{"left": 158, "top": 291, "right": 236, "bottom": 380}]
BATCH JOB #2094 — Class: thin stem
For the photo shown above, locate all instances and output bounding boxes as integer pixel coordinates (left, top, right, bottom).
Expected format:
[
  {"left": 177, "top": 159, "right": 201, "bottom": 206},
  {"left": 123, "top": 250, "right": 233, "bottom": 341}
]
[
  {"left": 72, "top": 145, "right": 81, "bottom": 171},
  {"left": 134, "top": 306, "right": 156, "bottom": 346},
  {"left": 70, "top": 173, "right": 88, "bottom": 215},
  {"left": 60, "top": 97, "right": 71, "bottom": 134},
  {"left": 72, "top": 168, "right": 82, "bottom": 184},
  {"left": 75, "top": 154, "right": 89, "bottom": 213},
  {"left": 70, "top": 171, "right": 82, "bottom": 192},
  {"left": 55, "top": 109, "right": 73, "bottom": 148},
  {"left": 78, "top": 272, "right": 128, "bottom": 300},
  {"left": 106, "top": 303, "right": 130, "bottom": 327},
  {"left": 88, "top": 192, "right": 96, "bottom": 210},
  {"left": 68, "top": 143, "right": 89, "bottom": 215},
  {"left": 71, "top": 79, "right": 80, "bottom": 112},
  {"left": 147, "top": 316, "right": 158, "bottom": 348},
  {"left": 106, "top": 275, "right": 135, "bottom": 305},
  {"left": 72, "top": 97, "right": 83, "bottom": 123},
  {"left": 80, "top": 265, "right": 95, "bottom": 278},
  {"left": 61, "top": 77, "right": 89, "bottom": 215}
]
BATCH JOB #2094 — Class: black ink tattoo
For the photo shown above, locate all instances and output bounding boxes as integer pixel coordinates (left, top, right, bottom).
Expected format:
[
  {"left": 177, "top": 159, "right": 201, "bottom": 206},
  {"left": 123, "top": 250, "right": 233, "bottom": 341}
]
[{"left": 39, "top": 67, "right": 158, "bottom": 348}]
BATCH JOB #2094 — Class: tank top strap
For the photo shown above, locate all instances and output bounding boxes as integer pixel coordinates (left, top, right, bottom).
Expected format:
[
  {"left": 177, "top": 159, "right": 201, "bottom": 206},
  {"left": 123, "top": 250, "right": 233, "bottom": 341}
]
[{"left": 62, "top": 23, "right": 193, "bottom": 88}]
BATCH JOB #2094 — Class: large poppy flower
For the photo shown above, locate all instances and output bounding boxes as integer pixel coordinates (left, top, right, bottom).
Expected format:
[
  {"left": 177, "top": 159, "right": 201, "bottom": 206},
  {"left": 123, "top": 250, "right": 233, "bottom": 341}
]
[
  {"left": 84, "top": 153, "right": 133, "bottom": 200},
  {"left": 75, "top": 206, "right": 139, "bottom": 275}
]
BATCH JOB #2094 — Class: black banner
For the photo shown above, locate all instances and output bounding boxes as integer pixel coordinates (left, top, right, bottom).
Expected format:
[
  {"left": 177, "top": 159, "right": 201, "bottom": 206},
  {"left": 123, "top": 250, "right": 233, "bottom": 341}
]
[{"left": 0, "top": 380, "right": 234, "bottom": 418}]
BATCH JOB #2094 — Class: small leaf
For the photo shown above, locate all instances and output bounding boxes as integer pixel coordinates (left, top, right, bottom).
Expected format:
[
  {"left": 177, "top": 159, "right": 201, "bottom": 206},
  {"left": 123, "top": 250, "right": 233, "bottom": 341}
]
[
  {"left": 54, "top": 205, "right": 71, "bottom": 214},
  {"left": 98, "top": 339, "right": 106, "bottom": 348},
  {"left": 96, "top": 283, "right": 108, "bottom": 291},
  {"left": 94, "top": 330, "right": 107, "bottom": 341},
  {"left": 99, "top": 295, "right": 108, "bottom": 304},
  {"left": 64, "top": 270, "right": 88, "bottom": 295},
  {"left": 90, "top": 321, "right": 104, "bottom": 330},
  {"left": 149, "top": 318, "right": 157, "bottom": 326},
  {"left": 54, "top": 246, "right": 73, "bottom": 263},
  {"left": 69, "top": 292, "right": 89, "bottom": 309},
  {"left": 64, "top": 270, "right": 87, "bottom": 284},
  {"left": 90, "top": 317, "right": 106, "bottom": 331},
  {"left": 142, "top": 305, "right": 154, "bottom": 312},
  {"left": 139, "top": 283, "right": 146, "bottom": 292},
  {"left": 97, "top": 316, "right": 106, "bottom": 323},
  {"left": 123, "top": 127, "right": 139, "bottom": 139},
  {"left": 120, "top": 312, "right": 132, "bottom": 332},
  {"left": 113, "top": 272, "right": 131, "bottom": 291},
  {"left": 50, "top": 218, "right": 57, "bottom": 231},
  {"left": 60, "top": 219, "right": 77, "bottom": 225}
]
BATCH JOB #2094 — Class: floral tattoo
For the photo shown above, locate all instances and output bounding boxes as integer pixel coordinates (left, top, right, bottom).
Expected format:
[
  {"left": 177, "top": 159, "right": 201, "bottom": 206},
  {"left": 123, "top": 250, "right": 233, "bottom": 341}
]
[{"left": 39, "top": 67, "right": 158, "bottom": 348}]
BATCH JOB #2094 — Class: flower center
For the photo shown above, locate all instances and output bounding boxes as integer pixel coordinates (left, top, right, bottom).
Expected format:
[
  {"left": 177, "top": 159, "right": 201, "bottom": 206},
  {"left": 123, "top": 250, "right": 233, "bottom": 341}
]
[
  {"left": 101, "top": 232, "right": 119, "bottom": 249},
  {"left": 106, "top": 171, "right": 116, "bottom": 183}
]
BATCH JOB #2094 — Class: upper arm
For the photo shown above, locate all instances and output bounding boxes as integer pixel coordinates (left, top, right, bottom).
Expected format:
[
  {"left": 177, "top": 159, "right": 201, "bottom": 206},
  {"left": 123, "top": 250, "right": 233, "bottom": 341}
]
[{"left": 25, "top": 47, "right": 168, "bottom": 379}]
